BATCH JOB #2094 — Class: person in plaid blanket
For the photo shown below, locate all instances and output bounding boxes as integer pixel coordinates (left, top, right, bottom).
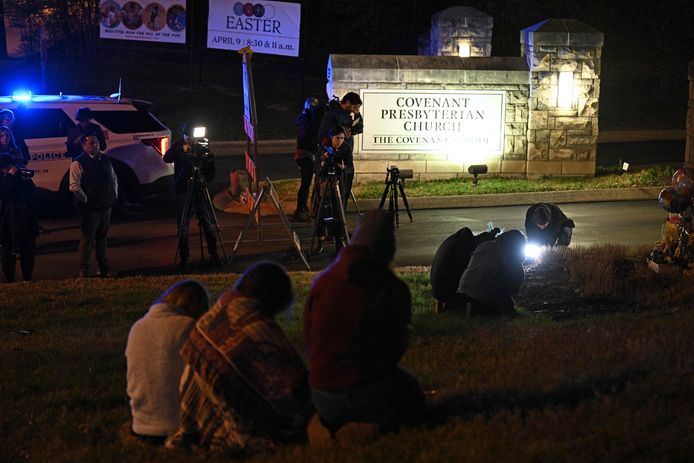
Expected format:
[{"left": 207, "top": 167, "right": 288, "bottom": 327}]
[{"left": 166, "top": 261, "right": 312, "bottom": 454}]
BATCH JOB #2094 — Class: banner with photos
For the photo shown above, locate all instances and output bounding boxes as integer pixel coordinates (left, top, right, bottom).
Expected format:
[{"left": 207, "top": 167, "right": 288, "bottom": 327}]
[
  {"left": 99, "top": 0, "right": 187, "bottom": 44},
  {"left": 207, "top": 1, "right": 300, "bottom": 57}
]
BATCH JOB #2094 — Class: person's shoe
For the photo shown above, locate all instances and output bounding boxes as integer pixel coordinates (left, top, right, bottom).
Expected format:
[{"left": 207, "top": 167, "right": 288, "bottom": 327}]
[
  {"left": 313, "top": 238, "right": 325, "bottom": 255},
  {"left": 78, "top": 270, "right": 89, "bottom": 278},
  {"left": 178, "top": 258, "right": 188, "bottom": 273}
]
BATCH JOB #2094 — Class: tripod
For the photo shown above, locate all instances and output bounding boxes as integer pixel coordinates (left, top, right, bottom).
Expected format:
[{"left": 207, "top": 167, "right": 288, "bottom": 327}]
[
  {"left": 378, "top": 168, "right": 413, "bottom": 228},
  {"left": 174, "top": 163, "right": 230, "bottom": 270},
  {"left": 309, "top": 170, "right": 350, "bottom": 255}
]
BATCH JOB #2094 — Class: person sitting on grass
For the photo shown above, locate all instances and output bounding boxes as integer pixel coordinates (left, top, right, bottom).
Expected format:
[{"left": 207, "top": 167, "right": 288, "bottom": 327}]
[
  {"left": 430, "top": 226, "right": 500, "bottom": 313},
  {"left": 304, "top": 209, "right": 425, "bottom": 436},
  {"left": 525, "top": 203, "right": 575, "bottom": 247},
  {"left": 125, "top": 280, "right": 210, "bottom": 444},
  {"left": 166, "top": 261, "right": 312, "bottom": 454},
  {"left": 457, "top": 229, "right": 526, "bottom": 316}
]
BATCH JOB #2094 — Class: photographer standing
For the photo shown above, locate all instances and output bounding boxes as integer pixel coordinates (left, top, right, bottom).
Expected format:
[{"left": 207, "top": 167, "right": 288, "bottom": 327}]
[
  {"left": 312, "top": 126, "right": 350, "bottom": 255},
  {"left": 293, "top": 97, "right": 322, "bottom": 222},
  {"left": 0, "top": 126, "right": 39, "bottom": 282},
  {"left": 163, "top": 123, "right": 219, "bottom": 271},
  {"left": 318, "top": 93, "right": 362, "bottom": 209}
]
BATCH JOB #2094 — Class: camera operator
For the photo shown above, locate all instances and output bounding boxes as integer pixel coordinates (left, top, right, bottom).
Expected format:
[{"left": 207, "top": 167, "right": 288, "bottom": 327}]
[
  {"left": 0, "top": 126, "right": 38, "bottom": 282},
  {"left": 163, "top": 123, "right": 220, "bottom": 271},
  {"left": 293, "top": 97, "right": 322, "bottom": 222},
  {"left": 317, "top": 92, "right": 362, "bottom": 210},
  {"left": 312, "top": 126, "right": 351, "bottom": 255}
]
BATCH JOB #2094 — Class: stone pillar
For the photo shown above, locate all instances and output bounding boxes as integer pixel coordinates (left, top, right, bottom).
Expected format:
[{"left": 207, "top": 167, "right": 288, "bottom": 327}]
[
  {"left": 521, "top": 19, "right": 603, "bottom": 176},
  {"left": 686, "top": 61, "right": 694, "bottom": 167},
  {"left": 427, "top": 7, "right": 492, "bottom": 57}
]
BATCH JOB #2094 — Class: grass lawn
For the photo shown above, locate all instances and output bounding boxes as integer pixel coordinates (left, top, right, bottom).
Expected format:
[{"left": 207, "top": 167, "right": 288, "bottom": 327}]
[
  {"left": 1, "top": 245, "right": 693, "bottom": 462},
  {"left": 267, "top": 164, "right": 675, "bottom": 204}
]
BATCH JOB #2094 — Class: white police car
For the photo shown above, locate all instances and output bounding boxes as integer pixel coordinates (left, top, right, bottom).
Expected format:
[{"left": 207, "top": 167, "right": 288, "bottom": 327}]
[{"left": 0, "top": 92, "right": 173, "bottom": 209}]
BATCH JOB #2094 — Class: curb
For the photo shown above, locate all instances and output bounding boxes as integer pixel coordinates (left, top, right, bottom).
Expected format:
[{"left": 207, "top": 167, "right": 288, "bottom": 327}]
[{"left": 352, "top": 186, "right": 662, "bottom": 210}]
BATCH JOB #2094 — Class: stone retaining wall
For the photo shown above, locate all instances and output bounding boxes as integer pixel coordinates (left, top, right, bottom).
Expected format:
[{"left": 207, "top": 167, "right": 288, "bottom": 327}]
[{"left": 326, "top": 10, "right": 604, "bottom": 181}]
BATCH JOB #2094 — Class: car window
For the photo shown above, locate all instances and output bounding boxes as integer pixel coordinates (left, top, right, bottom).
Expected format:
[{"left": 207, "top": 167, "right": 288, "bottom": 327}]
[
  {"left": 12, "top": 108, "right": 75, "bottom": 139},
  {"left": 91, "top": 108, "right": 166, "bottom": 134}
]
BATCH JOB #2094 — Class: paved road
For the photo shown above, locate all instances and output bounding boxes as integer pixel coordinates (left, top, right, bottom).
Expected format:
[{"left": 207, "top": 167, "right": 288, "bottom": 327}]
[
  {"left": 29, "top": 199, "right": 667, "bottom": 281},
  {"left": 24, "top": 142, "right": 674, "bottom": 281}
]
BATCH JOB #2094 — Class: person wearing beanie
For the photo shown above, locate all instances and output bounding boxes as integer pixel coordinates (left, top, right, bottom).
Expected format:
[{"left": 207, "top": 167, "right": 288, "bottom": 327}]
[
  {"left": 457, "top": 229, "right": 526, "bottom": 316},
  {"left": 304, "top": 209, "right": 425, "bottom": 436},
  {"left": 66, "top": 107, "right": 108, "bottom": 156},
  {"left": 430, "top": 226, "right": 500, "bottom": 313},
  {"left": 525, "top": 203, "right": 575, "bottom": 246}
]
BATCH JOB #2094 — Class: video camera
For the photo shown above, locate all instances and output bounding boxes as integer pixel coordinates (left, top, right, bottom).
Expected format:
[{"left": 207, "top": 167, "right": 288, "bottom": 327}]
[
  {"left": 0, "top": 154, "right": 34, "bottom": 180},
  {"left": 387, "top": 165, "right": 413, "bottom": 182},
  {"left": 188, "top": 126, "right": 211, "bottom": 162},
  {"left": 320, "top": 146, "right": 344, "bottom": 177}
]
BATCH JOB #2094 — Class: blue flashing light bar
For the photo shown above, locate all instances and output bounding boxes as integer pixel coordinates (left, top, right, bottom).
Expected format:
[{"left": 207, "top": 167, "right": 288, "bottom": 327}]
[{"left": 11, "top": 90, "right": 32, "bottom": 102}]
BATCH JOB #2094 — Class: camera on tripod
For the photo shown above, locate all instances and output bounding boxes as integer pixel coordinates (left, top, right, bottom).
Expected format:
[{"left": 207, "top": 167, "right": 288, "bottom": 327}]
[
  {"left": 188, "top": 126, "right": 211, "bottom": 162},
  {"left": 320, "top": 146, "right": 344, "bottom": 176},
  {"left": 387, "top": 165, "right": 413, "bottom": 182}
]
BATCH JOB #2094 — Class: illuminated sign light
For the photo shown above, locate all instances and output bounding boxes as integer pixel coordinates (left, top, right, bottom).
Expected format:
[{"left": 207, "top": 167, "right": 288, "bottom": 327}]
[
  {"left": 193, "top": 126, "right": 207, "bottom": 138},
  {"left": 557, "top": 71, "right": 574, "bottom": 108},
  {"left": 12, "top": 90, "right": 32, "bottom": 102},
  {"left": 360, "top": 89, "right": 506, "bottom": 156},
  {"left": 458, "top": 41, "right": 471, "bottom": 57}
]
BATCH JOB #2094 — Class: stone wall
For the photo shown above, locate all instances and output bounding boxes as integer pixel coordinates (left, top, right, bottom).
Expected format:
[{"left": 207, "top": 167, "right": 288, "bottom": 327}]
[
  {"left": 418, "top": 6, "right": 493, "bottom": 57},
  {"left": 326, "top": 55, "right": 529, "bottom": 183},
  {"left": 686, "top": 61, "right": 694, "bottom": 167},
  {"left": 521, "top": 19, "right": 603, "bottom": 176}
]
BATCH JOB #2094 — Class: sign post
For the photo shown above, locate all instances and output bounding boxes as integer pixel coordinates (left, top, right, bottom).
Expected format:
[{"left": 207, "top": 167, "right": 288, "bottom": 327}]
[{"left": 232, "top": 46, "right": 310, "bottom": 270}]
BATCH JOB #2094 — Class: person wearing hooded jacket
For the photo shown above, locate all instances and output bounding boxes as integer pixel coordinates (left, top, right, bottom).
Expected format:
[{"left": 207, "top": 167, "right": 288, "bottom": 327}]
[
  {"left": 430, "top": 226, "right": 500, "bottom": 313},
  {"left": 304, "top": 209, "right": 425, "bottom": 435},
  {"left": 457, "top": 229, "right": 526, "bottom": 316}
]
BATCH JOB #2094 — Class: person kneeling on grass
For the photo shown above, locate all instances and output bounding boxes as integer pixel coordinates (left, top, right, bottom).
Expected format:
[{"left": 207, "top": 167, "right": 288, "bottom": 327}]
[
  {"left": 166, "top": 261, "right": 312, "bottom": 454},
  {"left": 457, "top": 229, "right": 526, "bottom": 316},
  {"left": 430, "top": 226, "right": 500, "bottom": 313},
  {"left": 525, "top": 203, "right": 575, "bottom": 247},
  {"left": 304, "top": 209, "right": 425, "bottom": 436},
  {"left": 125, "top": 280, "right": 210, "bottom": 444}
]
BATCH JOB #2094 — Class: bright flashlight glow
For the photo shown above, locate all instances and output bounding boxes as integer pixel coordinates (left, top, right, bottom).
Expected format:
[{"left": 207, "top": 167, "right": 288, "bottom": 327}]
[
  {"left": 557, "top": 71, "right": 573, "bottom": 108},
  {"left": 525, "top": 243, "right": 543, "bottom": 260},
  {"left": 12, "top": 90, "right": 32, "bottom": 102},
  {"left": 192, "top": 126, "right": 207, "bottom": 138}
]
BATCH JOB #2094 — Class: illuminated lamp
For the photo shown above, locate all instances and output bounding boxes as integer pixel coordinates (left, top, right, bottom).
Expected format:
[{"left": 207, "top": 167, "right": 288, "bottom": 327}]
[
  {"left": 11, "top": 90, "right": 32, "bottom": 102},
  {"left": 192, "top": 126, "right": 207, "bottom": 138},
  {"left": 557, "top": 71, "right": 574, "bottom": 108},
  {"left": 457, "top": 41, "right": 471, "bottom": 58}
]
